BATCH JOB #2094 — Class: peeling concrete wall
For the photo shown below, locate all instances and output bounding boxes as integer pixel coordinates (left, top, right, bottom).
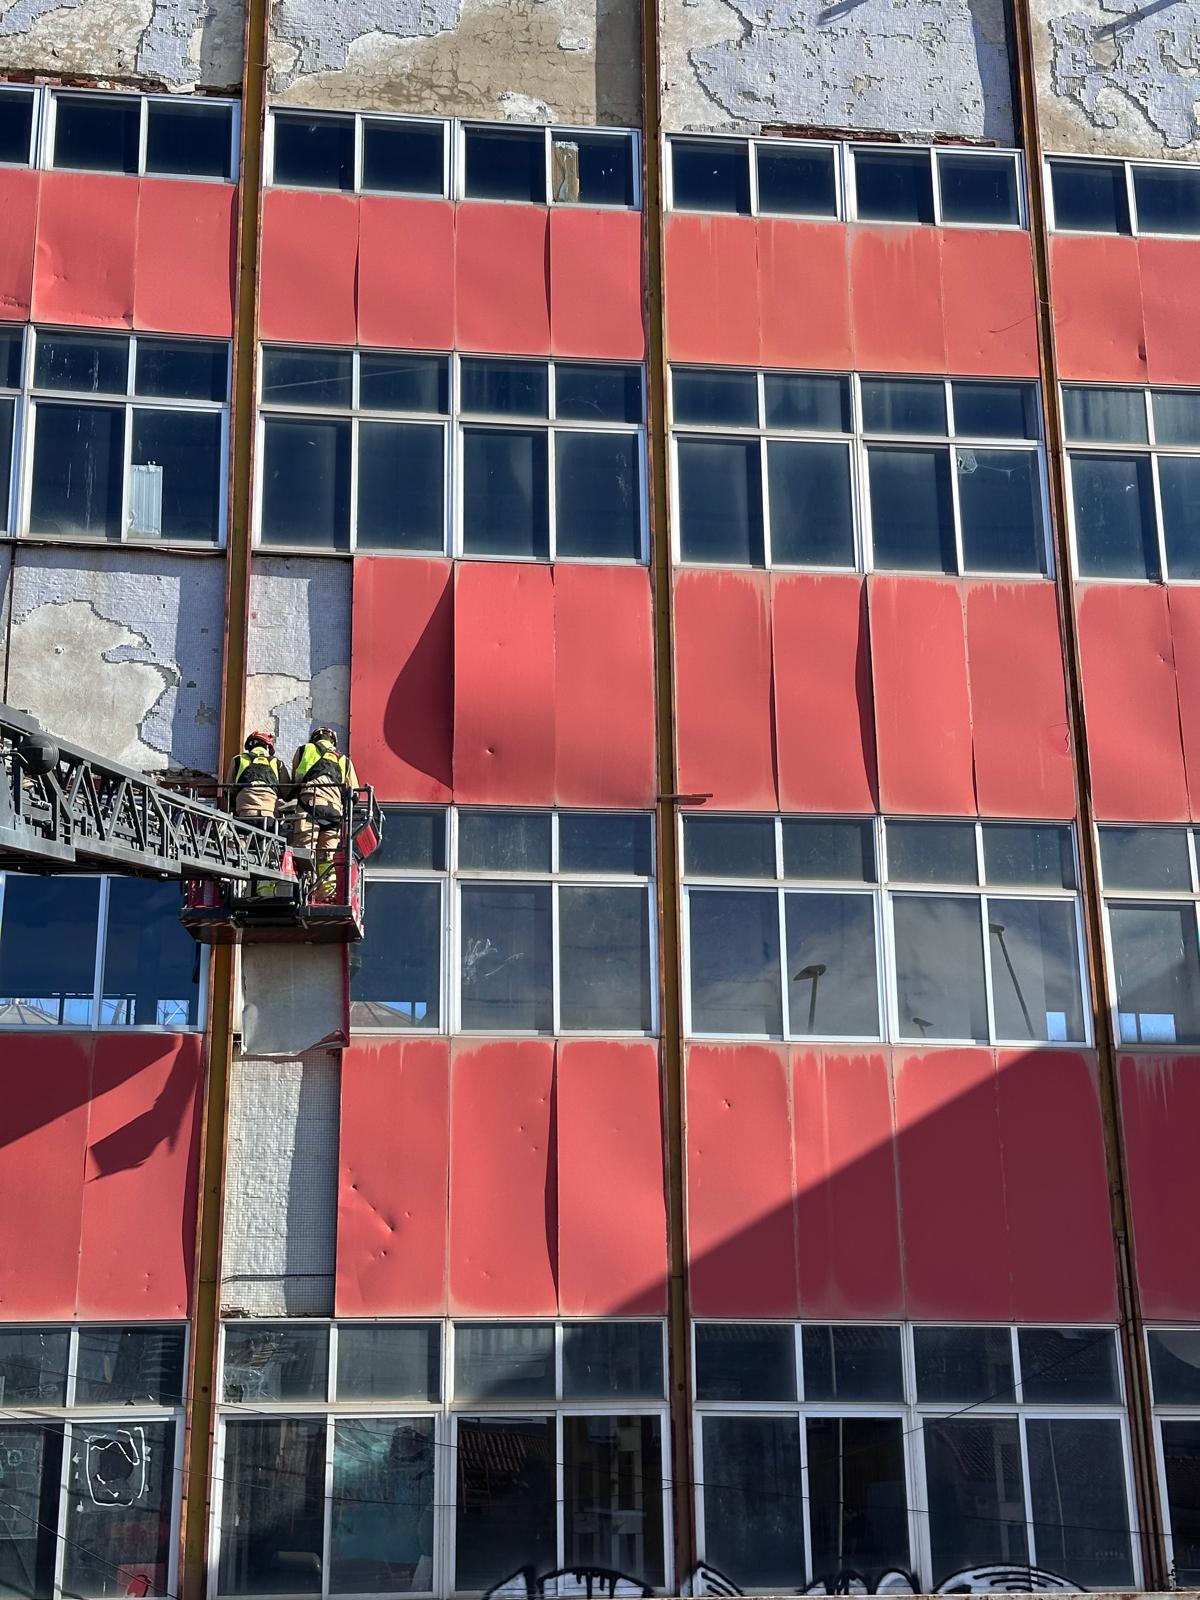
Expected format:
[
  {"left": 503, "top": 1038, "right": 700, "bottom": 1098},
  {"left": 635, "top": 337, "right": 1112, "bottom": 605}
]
[
  {"left": 4, "top": 548, "right": 224, "bottom": 772},
  {"left": 661, "top": 0, "right": 1014, "bottom": 139},
  {"left": 247, "top": 556, "right": 350, "bottom": 764},
  {"left": 1034, "top": 0, "right": 1200, "bottom": 158},
  {"left": 222, "top": 1049, "right": 339, "bottom": 1318},
  {"left": 241, "top": 945, "right": 346, "bottom": 1056},
  {"left": 267, "top": 0, "right": 639, "bottom": 124},
  {"left": 0, "top": 0, "right": 243, "bottom": 91}
]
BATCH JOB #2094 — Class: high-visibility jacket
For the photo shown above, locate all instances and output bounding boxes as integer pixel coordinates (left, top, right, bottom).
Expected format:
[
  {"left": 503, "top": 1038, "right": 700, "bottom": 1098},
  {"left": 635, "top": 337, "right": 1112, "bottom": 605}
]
[
  {"left": 231, "top": 750, "right": 284, "bottom": 790},
  {"left": 293, "top": 739, "right": 358, "bottom": 791}
]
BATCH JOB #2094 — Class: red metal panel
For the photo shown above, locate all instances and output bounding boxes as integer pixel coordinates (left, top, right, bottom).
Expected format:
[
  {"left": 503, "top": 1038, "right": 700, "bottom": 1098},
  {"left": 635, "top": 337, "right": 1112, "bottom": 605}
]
[
  {"left": 791, "top": 1048, "right": 903, "bottom": 1319},
  {"left": 448, "top": 1039, "right": 558, "bottom": 1314},
  {"left": 686, "top": 1043, "right": 800, "bottom": 1317},
  {"left": 455, "top": 203, "right": 551, "bottom": 355},
  {"left": 557, "top": 1040, "right": 666, "bottom": 1315},
  {"left": 757, "top": 220, "right": 852, "bottom": 370},
  {"left": 357, "top": 197, "right": 455, "bottom": 351},
  {"left": 349, "top": 556, "right": 453, "bottom": 803},
  {"left": 894, "top": 1048, "right": 1010, "bottom": 1320},
  {"left": 553, "top": 564, "right": 656, "bottom": 808},
  {"left": 772, "top": 572, "right": 876, "bottom": 813},
  {"left": 1050, "top": 234, "right": 1147, "bottom": 382},
  {"left": 941, "top": 229, "right": 1040, "bottom": 377},
  {"left": 1077, "top": 584, "right": 1188, "bottom": 821},
  {"left": 663, "top": 213, "right": 759, "bottom": 365},
  {"left": 259, "top": 189, "right": 358, "bottom": 345},
  {"left": 0, "top": 1036, "right": 92, "bottom": 1318},
  {"left": 134, "top": 179, "right": 235, "bottom": 336},
  {"left": 549, "top": 208, "right": 644, "bottom": 359},
  {"left": 849, "top": 226, "right": 945, "bottom": 373},
  {"left": 0, "top": 168, "right": 38, "bottom": 321},
  {"left": 336, "top": 1038, "right": 450, "bottom": 1316},
  {"left": 453, "top": 561, "right": 555, "bottom": 804},
  {"left": 674, "top": 568, "right": 777, "bottom": 810},
  {"left": 1167, "top": 586, "right": 1200, "bottom": 821},
  {"left": 996, "top": 1049, "right": 1117, "bottom": 1321},
  {"left": 966, "top": 581, "right": 1075, "bottom": 819},
  {"left": 869, "top": 575, "right": 975, "bottom": 815},
  {"left": 1139, "top": 238, "right": 1200, "bottom": 386},
  {"left": 33, "top": 172, "right": 138, "bottom": 327},
  {"left": 1119, "top": 1053, "right": 1200, "bottom": 1320},
  {"left": 76, "top": 1035, "right": 203, "bottom": 1319}
]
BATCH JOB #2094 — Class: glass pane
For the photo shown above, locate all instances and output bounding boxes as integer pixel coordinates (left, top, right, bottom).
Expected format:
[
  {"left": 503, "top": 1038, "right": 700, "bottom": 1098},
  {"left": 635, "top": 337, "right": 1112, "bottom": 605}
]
[
  {"left": 358, "top": 354, "right": 448, "bottom": 414},
  {"left": 763, "top": 373, "right": 851, "bottom": 433},
  {"left": 1050, "top": 159, "right": 1131, "bottom": 232},
  {"left": 687, "top": 889, "right": 782, "bottom": 1035},
  {"left": 53, "top": 94, "right": 139, "bottom": 173},
  {"left": 937, "top": 152, "right": 1020, "bottom": 225},
  {"left": 1100, "top": 825, "right": 1191, "bottom": 890},
  {"left": 0, "top": 1422, "right": 63, "bottom": 1598},
  {"left": 892, "top": 894, "right": 988, "bottom": 1042},
  {"left": 767, "top": 439, "right": 854, "bottom": 567},
  {"left": 558, "top": 885, "right": 652, "bottom": 1031},
  {"left": 807, "top": 1418, "right": 910, "bottom": 1584},
  {"left": 261, "top": 348, "right": 353, "bottom": 408},
  {"left": 1070, "top": 453, "right": 1160, "bottom": 578},
  {"left": 924, "top": 1418, "right": 1028, "bottom": 1575},
  {"left": 100, "top": 880, "right": 200, "bottom": 1024},
  {"left": 694, "top": 1323, "right": 796, "bottom": 1401},
  {"left": 867, "top": 447, "right": 956, "bottom": 573},
  {"left": 555, "top": 430, "right": 642, "bottom": 560},
  {"left": 371, "top": 809, "right": 446, "bottom": 871},
  {"left": 0, "top": 876, "right": 100, "bottom": 1026},
  {"left": 802, "top": 1324, "right": 903, "bottom": 1401},
  {"left": 1162, "top": 1420, "right": 1200, "bottom": 1585},
  {"left": 273, "top": 112, "right": 354, "bottom": 189},
  {"left": 331, "top": 1419, "right": 435, "bottom": 1593},
  {"left": 130, "top": 409, "right": 222, "bottom": 541},
  {"left": 0, "top": 91, "right": 33, "bottom": 165},
  {"left": 756, "top": 143, "right": 837, "bottom": 217},
  {"left": 861, "top": 377, "right": 946, "bottom": 436},
  {"left": 914, "top": 1325, "right": 1015, "bottom": 1402},
  {"left": 34, "top": 331, "right": 127, "bottom": 394},
  {"left": 854, "top": 148, "right": 934, "bottom": 223},
  {"left": 461, "top": 427, "right": 549, "bottom": 559},
  {"left": 1018, "top": 1327, "right": 1120, "bottom": 1402},
  {"left": 63, "top": 1420, "right": 174, "bottom": 1598},
  {"left": 563, "top": 1416, "right": 664, "bottom": 1583},
  {"left": 145, "top": 100, "right": 232, "bottom": 179},
  {"left": 336, "top": 1324, "right": 441, "bottom": 1401},
  {"left": 684, "top": 817, "right": 776, "bottom": 878},
  {"left": 463, "top": 126, "right": 545, "bottom": 203},
  {"left": 561, "top": 1323, "right": 664, "bottom": 1399},
  {"left": 361, "top": 120, "right": 444, "bottom": 195},
  {"left": 1159, "top": 454, "right": 1200, "bottom": 578},
  {"left": 958, "top": 446, "right": 1045, "bottom": 574},
  {"left": 555, "top": 364, "right": 644, "bottom": 424},
  {"left": 0, "top": 328, "right": 21, "bottom": 390},
  {"left": 551, "top": 131, "right": 635, "bottom": 206},
  {"left": 784, "top": 892, "right": 880, "bottom": 1038},
  {"left": 0, "top": 398, "right": 13, "bottom": 532},
  {"left": 672, "top": 369, "right": 758, "bottom": 427},
  {"left": 1109, "top": 903, "right": 1200, "bottom": 1045},
  {"left": 670, "top": 139, "right": 750, "bottom": 213},
  {"left": 459, "top": 883, "right": 553, "bottom": 1031},
  {"left": 952, "top": 381, "right": 1040, "bottom": 440},
  {"left": 349, "top": 880, "right": 441, "bottom": 1029},
  {"left": 75, "top": 1327, "right": 185, "bottom": 1405},
  {"left": 1062, "top": 386, "right": 1148, "bottom": 443},
  {"left": 1154, "top": 391, "right": 1200, "bottom": 454},
  {"left": 0, "top": 1329, "right": 69, "bottom": 1405},
  {"left": 30, "top": 406, "right": 125, "bottom": 539},
  {"left": 136, "top": 338, "right": 228, "bottom": 401},
  {"left": 458, "top": 811, "right": 551, "bottom": 871},
  {"left": 455, "top": 1417, "right": 555, "bottom": 1589},
  {"left": 454, "top": 1324, "right": 555, "bottom": 1400},
  {"left": 356, "top": 420, "right": 445, "bottom": 551},
  {"left": 700, "top": 1416, "right": 802, "bottom": 1589},
  {"left": 1027, "top": 1418, "right": 1134, "bottom": 1588},
  {"left": 1133, "top": 164, "right": 1200, "bottom": 234},
  {"left": 460, "top": 359, "right": 548, "bottom": 417},
  {"left": 219, "top": 1419, "right": 325, "bottom": 1594},
  {"left": 887, "top": 820, "right": 978, "bottom": 884},
  {"left": 982, "top": 823, "right": 1077, "bottom": 889},
  {"left": 558, "top": 814, "right": 652, "bottom": 876},
  {"left": 260, "top": 417, "right": 351, "bottom": 548},
  {"left": 676, "top": 437, "right": 763, "bottom": 564},
  {"left": 988, "top": 897, "right": 1084, "bottom": 1043},
  {"left": 782, "top": 819, "right": 876, "bottom": 882},
  {"left": 223, "top": 1325, "right": 329, "bottom": 1402},
  {"left": 1148, "top": 1328, "right": 1200, "bottom": 1404}
]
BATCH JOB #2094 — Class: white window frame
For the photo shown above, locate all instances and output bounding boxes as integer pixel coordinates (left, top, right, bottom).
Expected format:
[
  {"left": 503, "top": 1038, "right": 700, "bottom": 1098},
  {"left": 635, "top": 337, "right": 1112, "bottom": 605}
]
[
  {"left": 45, "top": 85, "right": 239, "bottom": 182},
  {"left": 1146, "top": 1325, "right": 1200, "bottom": 1587}
]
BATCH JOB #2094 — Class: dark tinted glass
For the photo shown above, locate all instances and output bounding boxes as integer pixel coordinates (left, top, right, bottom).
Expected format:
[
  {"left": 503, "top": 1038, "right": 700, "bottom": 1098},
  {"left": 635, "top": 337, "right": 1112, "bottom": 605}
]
[
  {"left": 1071, "top": 453, "right": 1159, "bottom": 578},
  {"left": 888, "top": 820, "right": 978, "bottom": 883},
  {"left": 854, "top": 148, "right": 934, "bottom": 224},
  {"left": 861, "top": 377, "right": 945, "bottom": 435},
  {"left": 458, "top": 811, "right": 551, "bottom": 871},
  {"left": 102, "top": 878, "right": 201, "bottom": 1024},
  {"left": 1051, "top": 159, "right": 1130, "bottom": 232},
  {"left": 1153, "top": 388, "right": 1200, "bottom": 445},
  {"left": 273, "top": 112, "right": 354, "bottom": 190},
  {"left": 677, "top": 437, "right": 763, "bottom": 563},
  {"left": 361, "top": 119, "right": 444, "bottom": 194},
  {"left": 671, "top": 138, "right": 750, "bottom": 213},
  {"left": 35, "top": 332, "right": 128, "bottom": 394},
  {"left": 688, "top": 888, "right": 782, "bottom": 1035},
  {"left": 868, "top": 447, "right": 956, "bottom": 572},
  {"left": 694, "top": 1323, "right": 797, "bottom": 1401},
  {"left": 260, "top": 417, "right": 351, "bottom": 547},
  {"left": 53, "top": 94, "right": 139, "bottom": 173},
  {"left": 558, "top": 813, "right": 653, "bottom": 875},
  {"left": 454, "top": 1324, "right": 555, "bottom": 1399},
  {"left": 1163, "top": 1421, "right": 1200, "bottom": 1585},
  {"left": 558, "top": 884, "right": 652, "bottom": 1030},
  {"left": 673, "top": 368, "right": 758, "bottom": 427},
  {"left": 803, "top": 1325, "right": 903, "bottom": 1401},
  {"left": 358, "top": 353, "right": 447, "bottom": 413},
  {"left": 1027, "top": 1419, "right": 1135, "bottom": 1588},
  {"left": 461, "top": 427, "right": 549, "bottom": 558},
  {"left": 336, "top": 1324, "right": 441, "bottom": 1401},
  {"left": 561, "top": 1323, "right": 664, "bottom": 1398},
  {"left": 807, "top": 1418, "right": 910, "bottom": 1580},
  {"left": 1063, "top": 385, "right": 1147, "bottom": 443},
  {"left": 924, "top": 1417, "right": 1027, "bottom": 1574},
  {"left": 0, "top": 1419, "right": 59, "bottom": 1597},
  {"left": 460, "top": 358, "right": 548, "bottom": 416},
  {"left": 223, "top": 1325, "right": 328, "bottom": 1401},
  {"left": 0, "top": 875, "right": 99, "bottom": 1025},
  {"left": 564, "top": 1417, "right": 665, "bottom": 1585},
  {"left": 551, "top": 131, "right": 635, "bottom": 206},
  {"left": 958, "top": 446, "right": 1045, "bottom": 574},
  {"left": 685, "top": 816, "right": 776, "bottom": 877},
  {"left": 0, "top": 398, "right": 10, "bottom": 530},
  {"left": 371, "top": 808, "right": 446, "bottom": 871},
  {"left": 350, "top": 879, "right": 441, "bottom": 1028},
  {"left": 261, "top": 347, "right": 352, "bottom": 408},
  {"left": 220, "top": 1420, "right": 324, "bottom": 1594},
  {"left": 700, "top": 1416, "right": 803, "bottom": 1589},
  {"left": 136, "top": 338, "right": 227, "bottom": 401},
  {"left": 455, "top": 1417, "right": 555, "bottom": 1590},
  {"left": 763, "top": 373, "right": 851, "bottom": 432},
  {"left": 937, "top": 151, "right": 1020, "bottom": 224},
  {"left": 555, "top": 364, "right": 643, "bottom": 423},
  {"left": 0, "top": 90, "right": 34, "bottom": 164},
  {"left": 982, "top": 823, "right": 1076, "bottom": 888},
  {"left": 1149, "top": 1329, "right": 1200, "bottom": 1404},
  {"left": 464, "top": 125, "right": 545, "bottom": 202},
  {"left": 785, "top": 892, "right": 880, "bottom": 1038},
  {"left": 0, "top": 1329, "right": 69, "bottom": 1404},
  {"left": 458, "top": 888, "right": 549, "bottom": 1025},
  {"left": 1099, "top": 826, "right": 1191, "bottom": 890},
  {"left": 783, "top": 819, "right": 875, "bottom": 881},
  {"left": 756, "top": 143, "right": 837, "bottom": 216},
  {"left": 75, "top": 1326, "right": 186, "bottom": 1404},
  {"left": 1159, "top": 455, "right": 1200, "bottom": 578},
  {"left": 1133, "top": 163, "right": 1200, "bottom": 234},
  {"left": 914, "top": 1326, "right": 1015, "bottom": 1401},
  {"left": 767, "top": 439, "right": 854, "bottom": 566},
  {"left": 1018, "top": 1327, "right": 1120, "bottom": 1402},
  {"left": 331, "top": 1417, "right": 435, "bottom": 1593},
  {"left": 356, "top": 420, "right": 444, "bottom": 551},
  {"left": 130, "top": 408, "right": 222, "bottom": 541},
  {"left": 556, "top": 430, "right": 642, "bottom": 559},
  {"left": 145, "top": 100, "right": 232, "bottom": 179},
  {"left": 30, "top": 405, "right": 124, "bottom": 539},
  {"left": 0, "top": 328, "right": 21, "bottom": 389},
  {"left": 893, "top": 894, "right": 989, "bottom": 1042},
  {"left": 953, "top": 381, "right": 1040, "bottom": 439}
]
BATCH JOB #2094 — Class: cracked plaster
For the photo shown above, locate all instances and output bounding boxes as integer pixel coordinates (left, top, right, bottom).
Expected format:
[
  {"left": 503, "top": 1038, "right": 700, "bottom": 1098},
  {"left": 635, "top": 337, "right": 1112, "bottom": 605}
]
[
  {"left": 0, "top": 0, "right": 242, "bottom": 89},
  {"left": 247, "top": 556, "right": 351, "bottom": 763}
]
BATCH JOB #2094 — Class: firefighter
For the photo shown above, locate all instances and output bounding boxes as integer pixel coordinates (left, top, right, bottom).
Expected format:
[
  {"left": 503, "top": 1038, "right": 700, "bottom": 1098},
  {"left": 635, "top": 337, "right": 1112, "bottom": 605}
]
[
  {"left": 290, "top": 726, "right": 359, "bottom": 901},
  {"left": 225, "top": 731, "right": 289, "bottom": 828}
]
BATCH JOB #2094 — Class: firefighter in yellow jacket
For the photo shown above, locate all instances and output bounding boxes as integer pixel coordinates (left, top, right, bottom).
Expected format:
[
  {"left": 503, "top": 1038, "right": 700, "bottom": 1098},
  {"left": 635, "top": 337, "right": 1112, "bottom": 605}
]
[
  {"left": 290, "top": 726, "right": 359, "bottom": 901},
  {"left": 225, "top": 731, "right": 290, "bottom": 827}
]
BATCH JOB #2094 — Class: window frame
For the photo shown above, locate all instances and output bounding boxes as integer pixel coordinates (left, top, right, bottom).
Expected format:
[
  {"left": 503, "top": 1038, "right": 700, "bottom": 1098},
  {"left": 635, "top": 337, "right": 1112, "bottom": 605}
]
[
  {"left": 44, "top": 85, "right": 240, "bottom": 182},
  {"left": 1096, "top": 822, "right": 1200, "bottom": 1048},
  {"left": 1046, "top": 150, "right": 1200, "bottom": 239}
]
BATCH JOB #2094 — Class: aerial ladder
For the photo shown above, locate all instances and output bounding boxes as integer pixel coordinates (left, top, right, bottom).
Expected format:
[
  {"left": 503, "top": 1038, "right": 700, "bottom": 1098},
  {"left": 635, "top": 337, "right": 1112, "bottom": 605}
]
[{"left": 0, "top": 703, "right": 381, "bottom": 945}]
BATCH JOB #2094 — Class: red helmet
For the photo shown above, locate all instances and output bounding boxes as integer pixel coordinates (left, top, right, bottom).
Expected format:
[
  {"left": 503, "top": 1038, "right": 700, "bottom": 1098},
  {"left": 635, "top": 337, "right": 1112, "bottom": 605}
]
[{"left": 245, "top": 730, "right": 275, "bottom": 753}]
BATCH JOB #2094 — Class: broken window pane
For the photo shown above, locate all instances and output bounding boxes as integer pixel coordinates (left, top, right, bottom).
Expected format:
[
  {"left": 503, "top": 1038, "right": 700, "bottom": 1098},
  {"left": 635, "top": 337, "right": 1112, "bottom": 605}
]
[
  {"left": 888, "top": 820, "right": 978, "bottom": 884},
  {"left": 670, "top": 138, "right": 750, "bottom": 214},
  {"left": 687, "top": 888, "right": 782, "bottom": 1035},
  {"left": 1050, "top": 158, "right": 1131, "bottom": 233},
  {"left": 914, "top": 1325, "right": 1015, "bottom": 1402},
  {"left": 1148, "top": 1327, "right": 1200, "bottom": 1404},
  {"left": 455, "top": 1417, "right": 555, "bottom": 1590},
  {"left": 957, "top": 446, "right": 1045, "bottom": 574},
  {"left": 892, "top": 894, "right": 988, "bottom": 1042},
  {"left": 782, "top": 819, "right": 876, "bottom": 882},
  {"left": 463, "top": 125, "right": 545, "bottom": 203},
  {"left": 558, "top": 813, "right": 652, "bottom": 876},
  {"left": 64, "top": 1421, "right": 175, "bottom": 1598},
  {"left": 458, "top": 811, "right": 551, "bottom": 872},
  {"left": 802, "top": 1325, "right": 903, "bottom": 1401},
  {"left": 350, "top": 880, "right": 441, "bottom": 1029},
  {"left": 356, "top": 420, "right": 445, "bottom": 551},
  {"left": 461, "top": 426, "right": 550, "bottom": 558},
  {"left": 937, "top": 152, "right": 1020, "bottom": 225},
  {"left": 853, "top": 148, "right": 934, "bottom": 224},
  {"left": 868, "top": 447, "right": 956, "bottom": 571},
  {"left": 685, "top": 817, "right": 776, "bottom": 878},
  {"left": 807, "top": 1418, "right": 910, "bottom": 1581},
  {"left": 0, "top": 1422, "right": 63, "bottom": 1598},
  {"left": 1063, "top": 386, "right": 1147, "bottom": 443},
  {"left": 260, "top": 416, "right": 351, "bottom": 548},
  {"left": 273, "top": 111, "right": 354, "bottom": 190},
  {"left": 1018, "top": 1327, "right": 1121, "bottom": 1402},
  {"left": 101, "top": 879, "right": 201, "bottom": 1025},
  {"left": 330, "top": 1419, "right": 435, "bottom": 1594},
  {"left": 361, "top": 118, "right": 444, "bottom": 195},
  {"left": 1109, "top": 903, "right": 1200, "bottom": 1045},
  {"left": 561, "top": 1323, "right": 664, "bottom": 1399},
  {"left": 336, "top": 1324, "right": 441, "bottom": 1402},
  {"left": 766, "top": 438, "right": 854, "bottom": 566},
  {"left": 145, "top": 99, "right": 233, "bottom": 179},
  {"left": 982, "top": 823, "right": 1076, "bottom": 889},
  {"left": 460, "top": 359, "right": 548, "bottom": 417},
  {"left": 563, "top": 1416, "right": 665, "bottom": 1583},
  {"left": 1070, "top": 453, "right": 1160, "bottom": 578},
  {"left": 987, "top": 897, "right": 1084, "bottom": 1043},
  {"left": 700, "top": 1416, "right": 803, "bottom": 1589},
  {"left": 554, "top": 429, "right": 642, "bottom": 559},
  {"left": 459, "top": 882, "right": 553, "bottom": 1031},
  {"left": 924, "top": 1418, "right": 1027, "bottom": 1575},
  {"left": 76, "top": 1327, "right": 186, "bottom": 1405},
  {"left": 1133, "top": 164, "right": 1200, "bottom": 235},
  {"left": 130, "top": 408, "right": 223, "bottom": 541},
  {"left": 219, "top": 1419, "right": 325, "bottom": 1594},
  {"left": 676, "top": 437, "right": 763, "bottom": 564},
  {"left": 358, "top": 353, "right": 448, "bottom": 414},
  {"left": 1158, "top": 454, "right": 1200, "bottom": 578},
  {"left": 952, "top": 380, "right": 1040, "bottom": 440},
  {"left": 861, "top": 377, "right": 946, "bottom": 435},
  {"left": 551, "top": 131, "right": 635, "bottom": 206},
  {"left": 53, "top": 93, "right": 140, "bottom": 174},
  {"left": 558, "top": 884, "right": 651, "bottom": 1030},
  {"left": 0, "top": 876, "right": 99, "bottom": 1025},
  {"left": 1027, "top": 1418, "right": 1134, "bottom": 1588},
  {"left": 0, "top": 1328, "right": 69, "bottom": 1404},
  {"left": 673, "top": 368, "right": 758, "bottom": 427},
  {"left": 35, "top": 331, "right": 128, "bottom": 395},
  {"left": 556, "top": 364, "right": 643, "bottom": 424},
  {"left": 1099, "top": 825, "right": 1191, "bottom": 890},
  {"left": 784, "top": 891, "right": 879, "bottom": 1038},
  {"left": 1161, "top": 1420, "right": 1200, "bottom": 1585},
  {"left": 695, "top": 1324, "right": 796, "bottom": 1402},
  {"left": 763, "top": 373, "right": 851, "bottom": 433},
  {"left": 136, "top": 338, "right": 228, "bottom": 402},
  {"left": 0, "top": 89, "right": 33, "bottom": 165},
  {"left": 755, "top": 142, "right": 837, "bottom": 217},
  {"left": 261, "top": 347, "right": 352, "bottom": 408},
  {"left": 454, "top": 1325, "right": 555, "bottom": 1401},
  {"left": 223, "top": 1325, "right": 328, "bottom": 1403}
]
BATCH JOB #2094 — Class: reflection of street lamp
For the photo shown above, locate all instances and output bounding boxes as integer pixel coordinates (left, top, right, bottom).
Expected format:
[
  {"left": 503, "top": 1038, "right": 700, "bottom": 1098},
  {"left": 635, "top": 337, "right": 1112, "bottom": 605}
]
[
  {"left": 794, "top": 962, "right": 827, "bottom": 1031},
  {"left": 990, "top": 921, "right": 1033, "bottom": 1037},
  {"left": 911, "top": 1014, "right": 933, "bottom": 1037}
]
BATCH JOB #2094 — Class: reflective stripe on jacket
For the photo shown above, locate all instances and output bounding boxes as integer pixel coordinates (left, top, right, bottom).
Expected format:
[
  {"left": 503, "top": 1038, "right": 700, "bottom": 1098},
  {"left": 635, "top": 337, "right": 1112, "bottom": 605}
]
[
  {"left": 232, "top": 752, "right": 281, "bottom": 789},
  {"left": 294, "top": 740, "right": 358, "bottom": 790}
]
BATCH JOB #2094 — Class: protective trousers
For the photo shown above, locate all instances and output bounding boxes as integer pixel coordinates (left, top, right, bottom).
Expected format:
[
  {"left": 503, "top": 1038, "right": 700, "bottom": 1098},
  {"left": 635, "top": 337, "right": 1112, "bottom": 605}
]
[{"left": 292, "top": 781, "right": 343, "bottom": 900}]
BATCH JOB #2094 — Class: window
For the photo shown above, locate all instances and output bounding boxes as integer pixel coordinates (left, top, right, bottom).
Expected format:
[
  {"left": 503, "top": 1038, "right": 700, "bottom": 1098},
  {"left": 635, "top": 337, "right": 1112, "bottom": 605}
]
[
  {"left": 0, "top": 1323, "right": 186, "bottom": 1600},
  {"left": 0, "top": 874, "right": 203, "bottom": 1028},
  {"left": 350, "top": 809, "right": 656, "bottom": 1035},
  {"left": 1099, "top": 825, "right": 1200, "bottom": 1045},
  {"left": 1148, "top": 1328, "right": 1200, "bottom": 1585},
  {"left": 1049, "top": 154, "right": 1200, "bottom": 237},
  {"left": 682, "top": 817, "right": 1086, "bottom": 1045},
  {"left": 0, "top": 85, "right": 36, "bottom": 166},
  {"left": 694, "top": 1322, "right": 1135, "bottom": 1594},
  {"left": 671, "top": 369, "right": 1047, "bottom": 575},
  {"left": 50, "top": 89, "right": 236, "bottom": 180}
]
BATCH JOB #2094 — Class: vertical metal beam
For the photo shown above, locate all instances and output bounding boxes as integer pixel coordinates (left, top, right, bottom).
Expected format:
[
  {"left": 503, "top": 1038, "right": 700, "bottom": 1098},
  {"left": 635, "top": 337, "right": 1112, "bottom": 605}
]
[{"left": 1006, "top": 0, "right": 1167, "bottom": 1583}]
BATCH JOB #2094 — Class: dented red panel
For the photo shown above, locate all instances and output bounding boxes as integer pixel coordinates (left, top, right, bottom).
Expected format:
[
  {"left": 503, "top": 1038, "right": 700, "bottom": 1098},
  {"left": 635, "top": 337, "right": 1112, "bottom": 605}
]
[
  {"left": 1050, "top": 234, "right": 1147, "bottom": 383},
  {"left": 941, "top": 230, "right": 1040, "bottom": 377},
  {"left": 663, "top": 213, "right": 759, "bottom": 365},
  {"left": 557, "top": 1040, "right": 666, "bottom": 1315},
  {"left": 337, "top": 1038, "right": 450, "bottom": 1316},
  {"left": 350, "top": 557, "right": 453, "bottom": 803},
  {"left": 869, "top": 576, "right": 975, "bottom": 816},
  {"left": 791, "top": 1048, "right": 903, "bottom": 1319},
  {"left": 675, "top": 569, "right": 776, "bottom": 810},
  {"left": 448, "top": 1039, "right": 558, "bottom": 1314},
  {"left": 357, "top": 197, "right": 455, "bottom": 350},
  {"left": 456, "top": 204, "right": 551, "bottom": 355},
  {"left": 1077, "top": 584, "right": 1188, "bottom": 821},
  {"left": 554, "top": 564, "right": 656, "bottom": 808},
  {"left": 1167, "top": 586, "right": 1200, "bottom": 821},
  {"left": 772, "top": 572, "right": 876, "bottom": 813},
  {"left": 549, "top": 208, "right": 644, "bottom": 359},
  {"left": 1140, "top": 238, "right": 1200, "bottom": 386},
  {"left": 966, "top": 581, "right": 1075, "bottom": 819},
  {"left": 849, "top": 226, "right": 945, "bottom": 373},
  {"left": 0, "top": 168, "right": 38, "bottom": 321},
  {"left": 259, "top": 189, "right": 358, "bottom": 345},
  {"left": 686, "top": 1043, "right": 800, "bottom": 1317},
  {"left": 1120, "top": 1053, "right": 1200, "bottom": 1320},
  {"left": 134, "top": 179, "right": 235, "bottom": 336},
  {"left": 34, "top": 172, "right": 138, "bottom": 327},
  {"left": 757, "top": 220, "right": 852, "bottom": 370}
]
